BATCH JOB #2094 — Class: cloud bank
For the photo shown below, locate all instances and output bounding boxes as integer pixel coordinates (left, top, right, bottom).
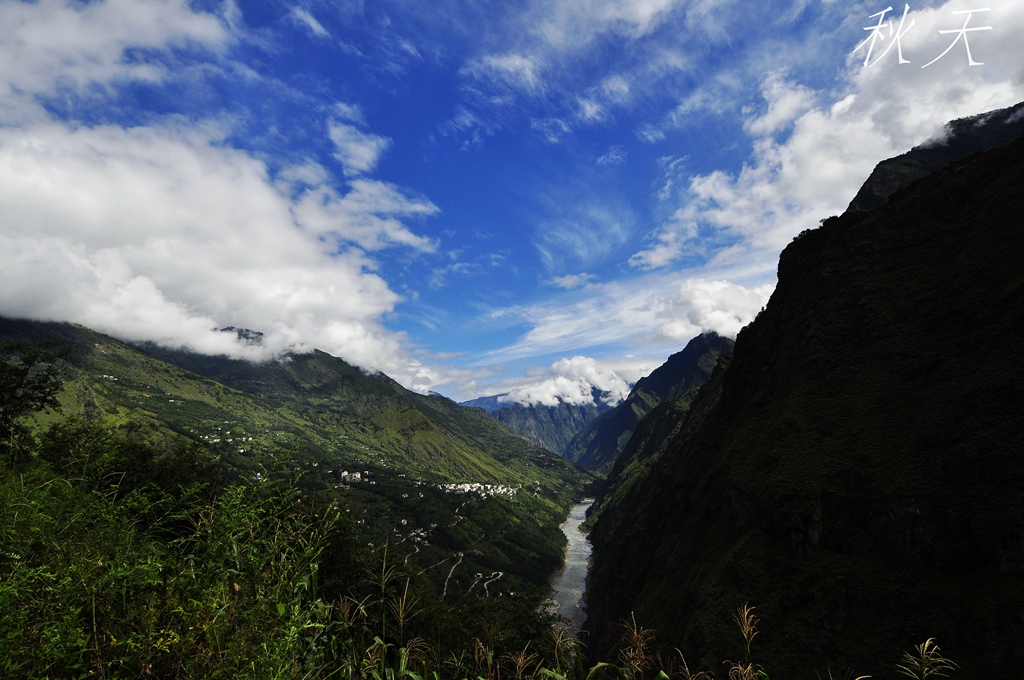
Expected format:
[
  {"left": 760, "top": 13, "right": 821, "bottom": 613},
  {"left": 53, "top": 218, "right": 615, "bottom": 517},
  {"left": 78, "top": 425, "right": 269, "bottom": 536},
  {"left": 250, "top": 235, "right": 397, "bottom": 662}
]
[
  {"left": 482, "top": 276, "right": 773, "bottom": 365},
  {"left": 0, "top": 0, "right": 444, "bottom": 390}
]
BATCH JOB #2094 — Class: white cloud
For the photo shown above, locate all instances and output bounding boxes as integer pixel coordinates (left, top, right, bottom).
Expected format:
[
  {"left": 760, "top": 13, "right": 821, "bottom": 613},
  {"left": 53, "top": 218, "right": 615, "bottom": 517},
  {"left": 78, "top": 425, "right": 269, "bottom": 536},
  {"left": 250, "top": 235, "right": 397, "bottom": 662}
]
[
  {"left": 535, "top": 0, "right": 682, "bottom": 50},
  {"left": 497, "top": 355, "right": 658, "bottom": 407},
  {"left": 333, "top": 102, "right": 367, "bottom": 125},
  {"left": 652, "top": 279, "right": 773, "bottom": 342},
  {"left": 290, "top": 7, "right": 329, "bottom": 38},
  {"left": 481, "top": 273, "right": 773, "bottom": 363},
  {"left": 464, "top": 53, "right": 544, "bottom": 95},
  {"left": 328, "top": 121, "right": 393, "bottom": 176},
  {"left": 742, "top": 71, "right": 815, "bottom": 136},
  {"left": 0, "top": 0, "right": 444, "bottom": 392},
  {"left": 600, "top": 75, "right": 632, "bottom": 103},
  {"left": 550, "top": 273, "right": 596, "bottom": 289},
  {"left": 597, "top": 145, "right": 627, "bottom": 165},
  {"left": 0, "top": 122, "right": 433, "bottom": 376},
  {"left": 0, "top": 0, "right": 226, "bottom": 123},
  {"left": 630, "top": 0, "right": 1024, "bottom": 271},
  {"left": 452, "top": 0, "right": 691, "bottom": 143},
  {"left": 292, "top": 179, "right": 438, "bottom": 252}
]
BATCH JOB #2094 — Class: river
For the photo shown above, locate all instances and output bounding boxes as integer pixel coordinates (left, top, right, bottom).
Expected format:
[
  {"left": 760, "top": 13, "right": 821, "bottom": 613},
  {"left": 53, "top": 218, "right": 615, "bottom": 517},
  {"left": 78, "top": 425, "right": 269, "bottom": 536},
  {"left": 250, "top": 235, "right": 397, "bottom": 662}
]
[{"left": 549, "top": 499, "right": 594, "bottom": 630}]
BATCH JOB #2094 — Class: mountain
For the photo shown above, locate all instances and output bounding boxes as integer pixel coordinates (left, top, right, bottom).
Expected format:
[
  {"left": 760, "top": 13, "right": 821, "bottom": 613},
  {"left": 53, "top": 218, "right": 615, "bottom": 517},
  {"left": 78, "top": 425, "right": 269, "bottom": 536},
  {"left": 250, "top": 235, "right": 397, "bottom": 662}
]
[
  {"left": 847, "top": 100, "right": 1024, "bottom": 211},
  {"left": 563, "top": 333, "right": 734, "bottom": 471},
  {"left": 460, "top": 387, "right": 614, "bottom": 456},
  {"left": 0, "top": 317, "right": 599, "bottom": 596},
  {"left": 583, "top": 130, "right": 1024, "bottom": 676},
  {"left": 460, "top": 395, "right": 506, "bottom": 413},
  {"left": 488, "top": 395, "right": 611, "bottom": 455}
]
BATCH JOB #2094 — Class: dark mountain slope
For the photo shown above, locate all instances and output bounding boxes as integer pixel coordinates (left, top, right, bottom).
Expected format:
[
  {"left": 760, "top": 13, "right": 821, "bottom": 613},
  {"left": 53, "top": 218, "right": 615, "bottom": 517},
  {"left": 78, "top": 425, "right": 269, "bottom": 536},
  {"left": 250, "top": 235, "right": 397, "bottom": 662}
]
[
  {"left": 564, "top": 333, "right": 733, "bottom": 471},
  {"left": 583, "top": 353, "right": 732, "bottom": 537},
  {"left": 848, "top": 100, "right": 1024, "bottom": 211},
  {"left": 584, "top": 134, "right": 1024, "bottom": 678}
]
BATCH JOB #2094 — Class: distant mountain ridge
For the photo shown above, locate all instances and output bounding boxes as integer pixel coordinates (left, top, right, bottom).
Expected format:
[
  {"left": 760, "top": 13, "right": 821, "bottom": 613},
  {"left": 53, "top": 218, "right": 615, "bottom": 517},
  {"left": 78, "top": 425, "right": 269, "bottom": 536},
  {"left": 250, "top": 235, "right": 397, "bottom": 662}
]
[
  {"left": 460, "top": 395, "right": 507, "bottom": 413},
  {"left": 460, "top": 387, "right": 615, "bottom": 456},
  {"left": 490, "top": 395, "right": 612, "bottom": 455},
  {"left": 563, "top": 333, "right": 734, "bottom": 471}
]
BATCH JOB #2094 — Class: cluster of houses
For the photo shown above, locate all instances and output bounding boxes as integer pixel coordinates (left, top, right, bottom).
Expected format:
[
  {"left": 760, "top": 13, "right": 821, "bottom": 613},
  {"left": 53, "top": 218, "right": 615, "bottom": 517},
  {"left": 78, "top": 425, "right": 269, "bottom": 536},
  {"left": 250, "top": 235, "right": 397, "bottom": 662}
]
[
  {"left": 439, "top": 482, "right": 519, "bottom": 498},
  {"left": 333, "top": 470, "right": 369, "bottom": 489}
]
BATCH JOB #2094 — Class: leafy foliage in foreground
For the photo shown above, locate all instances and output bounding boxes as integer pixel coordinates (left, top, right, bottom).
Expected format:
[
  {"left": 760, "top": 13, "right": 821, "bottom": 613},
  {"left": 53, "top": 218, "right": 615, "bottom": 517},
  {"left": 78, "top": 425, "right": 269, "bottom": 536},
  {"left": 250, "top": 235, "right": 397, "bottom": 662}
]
[{"left": 0, "top": 417, "right": 565, "bottom": 678}]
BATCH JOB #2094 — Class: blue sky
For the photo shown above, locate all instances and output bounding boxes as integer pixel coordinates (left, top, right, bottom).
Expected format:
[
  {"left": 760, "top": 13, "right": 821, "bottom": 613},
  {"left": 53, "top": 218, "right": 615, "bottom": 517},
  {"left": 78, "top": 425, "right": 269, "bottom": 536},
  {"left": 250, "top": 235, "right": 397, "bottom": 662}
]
[{"left": 1, "top": 0, "right": 1022, "bottom": 403}]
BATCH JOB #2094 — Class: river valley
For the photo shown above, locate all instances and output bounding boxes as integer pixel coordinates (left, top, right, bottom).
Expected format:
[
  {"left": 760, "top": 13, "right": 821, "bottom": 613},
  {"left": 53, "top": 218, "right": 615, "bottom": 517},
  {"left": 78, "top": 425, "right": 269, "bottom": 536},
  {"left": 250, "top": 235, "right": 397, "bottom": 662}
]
[{"left": 549, "top": 499, "right": 594, "bottom": 630}]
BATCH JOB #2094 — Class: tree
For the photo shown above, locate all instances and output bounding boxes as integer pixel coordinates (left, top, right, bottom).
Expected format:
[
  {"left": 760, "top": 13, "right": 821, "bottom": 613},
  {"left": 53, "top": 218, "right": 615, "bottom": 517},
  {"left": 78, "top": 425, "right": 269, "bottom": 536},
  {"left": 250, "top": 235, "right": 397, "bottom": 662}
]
[{"left": 0, "top": 338, "right": 71, "bottom": 462}]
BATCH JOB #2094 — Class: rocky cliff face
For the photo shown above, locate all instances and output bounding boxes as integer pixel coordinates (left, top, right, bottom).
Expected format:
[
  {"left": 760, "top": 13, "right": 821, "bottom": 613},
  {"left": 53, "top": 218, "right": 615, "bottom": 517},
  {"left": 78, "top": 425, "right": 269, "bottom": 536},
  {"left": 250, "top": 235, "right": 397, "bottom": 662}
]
[
  {"left": 584, "top": 130, "right": 1024, "bottom": 678},
  {"left": 490, "top": 398, "right": 610, "bottom": 455}
]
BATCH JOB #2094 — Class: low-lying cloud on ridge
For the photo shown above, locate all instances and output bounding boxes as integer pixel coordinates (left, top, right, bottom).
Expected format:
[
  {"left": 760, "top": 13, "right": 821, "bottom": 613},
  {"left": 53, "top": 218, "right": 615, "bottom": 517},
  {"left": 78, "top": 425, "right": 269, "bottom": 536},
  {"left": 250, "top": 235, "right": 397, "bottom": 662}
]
[{"left": 495, "top": 355, "right": 660, "bottom": 407}]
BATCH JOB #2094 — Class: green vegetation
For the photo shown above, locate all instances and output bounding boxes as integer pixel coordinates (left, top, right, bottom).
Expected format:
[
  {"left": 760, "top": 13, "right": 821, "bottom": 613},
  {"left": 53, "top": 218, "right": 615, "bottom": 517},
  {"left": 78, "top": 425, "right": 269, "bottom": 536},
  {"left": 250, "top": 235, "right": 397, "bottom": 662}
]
[
  {"left": 0, "top": 317, "right": 598, "bottom": 601},
  {"left": 0, "top": 340, "right": 582, "bottom": 678},
  {"left": 584, "top": 126, "right": 1024, "bottom": 676},
  {"left": 0, "top": 420, "right": 563, "bottom": 677}
]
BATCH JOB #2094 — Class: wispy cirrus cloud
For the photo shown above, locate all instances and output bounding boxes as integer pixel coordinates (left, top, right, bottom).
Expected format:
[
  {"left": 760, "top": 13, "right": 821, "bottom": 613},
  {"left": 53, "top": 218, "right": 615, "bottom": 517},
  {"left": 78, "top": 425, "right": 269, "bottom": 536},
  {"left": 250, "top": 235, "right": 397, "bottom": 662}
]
[
  {"left": 463, "top": 53, "right": 545, "bottom": 96},
  {"left": 596, "top": 145, "right": 627, "bottom": 165},
  {"left": 550, "top": 273, "right": 596, "bottom": 289},
  {"left": 290, "top": 7, "right": 329, "bottom": 38}
]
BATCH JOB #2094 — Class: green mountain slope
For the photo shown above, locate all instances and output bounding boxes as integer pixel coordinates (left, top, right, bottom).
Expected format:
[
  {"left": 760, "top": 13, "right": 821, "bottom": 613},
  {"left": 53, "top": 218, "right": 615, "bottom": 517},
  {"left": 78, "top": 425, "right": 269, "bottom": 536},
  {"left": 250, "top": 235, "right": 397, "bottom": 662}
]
[
  {"left": 584, "top": 133, "right": 1024, "bottom": 677},
  {"left": 0, "top": 317, "right": 598, "bottom": 597},
  {"left": 137, "top": 341, "right": 596, "bottom": 487},
  {"left": 563, "top": 333, "right": 733, "bottom": 471},
  {"left": 847, "top": 100, "right": 1024, "bottom": 211}
]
